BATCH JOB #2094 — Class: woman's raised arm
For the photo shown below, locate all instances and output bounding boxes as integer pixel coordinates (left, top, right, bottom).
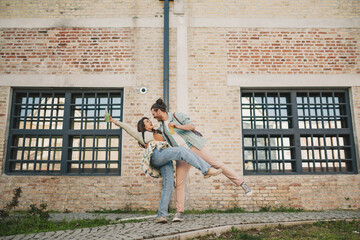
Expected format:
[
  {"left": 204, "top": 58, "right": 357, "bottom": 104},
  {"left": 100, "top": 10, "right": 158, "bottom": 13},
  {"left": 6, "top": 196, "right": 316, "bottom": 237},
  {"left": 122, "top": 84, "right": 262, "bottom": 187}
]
[{"left": 110, "top": 117, "right": 153, "bottom": 145}]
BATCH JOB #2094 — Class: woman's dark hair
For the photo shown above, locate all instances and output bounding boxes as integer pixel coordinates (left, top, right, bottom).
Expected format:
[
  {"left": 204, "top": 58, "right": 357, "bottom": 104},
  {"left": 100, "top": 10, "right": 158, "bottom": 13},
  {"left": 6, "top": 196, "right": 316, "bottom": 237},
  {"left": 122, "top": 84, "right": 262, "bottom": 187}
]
[
  {"left": 137, "top": 117, "right": 162, "bottom": 148},
  {"left": 137, "top": 117, "right": 147, "bottom": 148},
  {"left": 137, "top": 117, "right": 149, "bottom": 133},
  {"left": 151, "top": 98, "right": 167, "bottom": 112}
]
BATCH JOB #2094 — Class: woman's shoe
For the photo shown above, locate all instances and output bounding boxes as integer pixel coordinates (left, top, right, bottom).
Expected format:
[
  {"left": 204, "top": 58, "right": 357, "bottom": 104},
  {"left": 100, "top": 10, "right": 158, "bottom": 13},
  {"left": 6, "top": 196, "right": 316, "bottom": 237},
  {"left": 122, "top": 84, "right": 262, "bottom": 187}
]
[
  {"left": 172, "top": 212, "right": 184, "bottom": 222},
  {"left": 204, "top": 167, "right": 222, "bottom": 178},
  {"left": 155, "top": 217, "right": 168, "bottom": 223}
]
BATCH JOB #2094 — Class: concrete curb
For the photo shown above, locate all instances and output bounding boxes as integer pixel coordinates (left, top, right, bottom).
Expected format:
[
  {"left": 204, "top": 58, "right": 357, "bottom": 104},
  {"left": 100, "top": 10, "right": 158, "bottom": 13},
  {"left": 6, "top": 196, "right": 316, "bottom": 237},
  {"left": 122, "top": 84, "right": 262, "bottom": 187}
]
[
  {"left": 114, "top": 215, "right": 157, "bottom": 222},
  {"left": 152, "top": 218, "right": 357, "bottom": 240}
]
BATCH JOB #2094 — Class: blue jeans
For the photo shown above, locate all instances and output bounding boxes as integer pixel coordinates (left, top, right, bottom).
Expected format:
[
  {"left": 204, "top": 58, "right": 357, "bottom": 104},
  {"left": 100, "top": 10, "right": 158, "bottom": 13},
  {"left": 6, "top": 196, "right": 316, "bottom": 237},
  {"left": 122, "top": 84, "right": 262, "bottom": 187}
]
[{"left": 151, "top": 147, "right": 211, "bottom": 218}]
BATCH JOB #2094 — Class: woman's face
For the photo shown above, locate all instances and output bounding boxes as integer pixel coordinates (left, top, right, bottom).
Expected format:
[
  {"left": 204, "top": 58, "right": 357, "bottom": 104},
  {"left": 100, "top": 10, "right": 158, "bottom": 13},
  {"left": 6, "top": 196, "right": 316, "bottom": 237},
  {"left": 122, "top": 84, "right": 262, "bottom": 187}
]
[{"left": 143, "top": 118, "right": 154, "bottom": 131}]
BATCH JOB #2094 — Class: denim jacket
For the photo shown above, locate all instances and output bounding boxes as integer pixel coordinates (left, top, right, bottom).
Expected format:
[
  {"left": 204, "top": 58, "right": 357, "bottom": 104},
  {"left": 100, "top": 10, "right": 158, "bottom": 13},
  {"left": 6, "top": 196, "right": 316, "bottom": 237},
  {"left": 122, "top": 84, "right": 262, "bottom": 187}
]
[{"left": 159, "top": 112, "right": 206, "bottom": 150}]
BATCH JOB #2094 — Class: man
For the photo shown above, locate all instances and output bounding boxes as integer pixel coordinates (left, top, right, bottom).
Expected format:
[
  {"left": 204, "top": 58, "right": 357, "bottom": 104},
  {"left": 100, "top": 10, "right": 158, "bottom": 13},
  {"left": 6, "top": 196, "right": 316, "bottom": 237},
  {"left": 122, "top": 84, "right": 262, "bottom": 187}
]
[{"left": 151, "top": 98, "right": 252, "bottom": 222}]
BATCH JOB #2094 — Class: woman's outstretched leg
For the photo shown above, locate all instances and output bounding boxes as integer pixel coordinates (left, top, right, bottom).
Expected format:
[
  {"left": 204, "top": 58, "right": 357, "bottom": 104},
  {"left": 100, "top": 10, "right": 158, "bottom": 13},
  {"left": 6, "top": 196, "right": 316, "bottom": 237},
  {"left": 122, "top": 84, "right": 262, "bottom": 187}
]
[
  {"left": 151, "top": 147, "right": 211, "bottom": 175},
  {"left": 190, "top": 146, "right": 252, "bottom": 196}
]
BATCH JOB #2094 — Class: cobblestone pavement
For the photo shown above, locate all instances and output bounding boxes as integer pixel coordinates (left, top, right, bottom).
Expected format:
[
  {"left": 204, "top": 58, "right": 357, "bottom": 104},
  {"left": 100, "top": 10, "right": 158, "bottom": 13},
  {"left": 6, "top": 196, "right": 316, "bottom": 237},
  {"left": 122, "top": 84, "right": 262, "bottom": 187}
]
[
  {"left": 49, "top": 213, "right": 156, "bottom": 222},
  {"left": 1, "top": 210, "right": 359, "bottom": 240}
]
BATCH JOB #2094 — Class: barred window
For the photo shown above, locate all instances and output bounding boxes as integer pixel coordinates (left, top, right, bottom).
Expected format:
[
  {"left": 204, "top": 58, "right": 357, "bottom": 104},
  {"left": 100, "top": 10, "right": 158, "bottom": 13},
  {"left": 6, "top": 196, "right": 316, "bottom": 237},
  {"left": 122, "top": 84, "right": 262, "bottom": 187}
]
[
  {"left": 241, "top": 90, "right": 357, "bottom": 175},
  {"left": 6, "top": 89, "right": 123, "bottom": 175}
]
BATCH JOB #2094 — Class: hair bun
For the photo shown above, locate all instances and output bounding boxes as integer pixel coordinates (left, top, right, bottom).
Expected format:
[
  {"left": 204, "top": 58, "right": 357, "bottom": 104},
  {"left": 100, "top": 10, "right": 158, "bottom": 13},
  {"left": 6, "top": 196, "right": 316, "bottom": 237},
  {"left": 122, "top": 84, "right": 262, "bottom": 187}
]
[
  {"left": 151, "top": 98, "right": 167, "bottom": 112},
  {"left": 156, "top": 98, "right": 164, "bottom": 104}
]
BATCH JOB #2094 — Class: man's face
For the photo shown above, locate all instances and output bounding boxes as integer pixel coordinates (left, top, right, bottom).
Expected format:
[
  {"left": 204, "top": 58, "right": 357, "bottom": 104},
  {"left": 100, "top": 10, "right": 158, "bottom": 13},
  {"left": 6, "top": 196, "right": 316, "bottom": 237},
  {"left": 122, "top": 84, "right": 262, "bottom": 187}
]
[{"left": 151, "top": 109, "right": 162, "bottom": 121}]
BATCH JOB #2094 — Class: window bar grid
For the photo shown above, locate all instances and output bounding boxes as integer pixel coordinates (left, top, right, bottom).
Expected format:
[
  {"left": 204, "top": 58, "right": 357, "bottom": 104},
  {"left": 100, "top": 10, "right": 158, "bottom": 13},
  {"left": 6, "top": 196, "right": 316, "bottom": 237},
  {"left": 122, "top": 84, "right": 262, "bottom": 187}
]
[
  {"left": 24, "top": 92, "right": 29, "bottom": 130},
  {"left": 39, "top": 136, "right": 44, "bottom": 171},
  {"left": 36, "top": 92, "right": 42, "bottom": 130},
  {"left": 92, "top": 135, "right": 96, "bottom": 173},
  {"left": 277, "top": 93, "right": 281, "bottom": 130},
  {"left": 310, "top": 135, "right": 316, "bottom": 172},
  {"left": 105, "top": 135, "right": 109, "bottom": 173},
  {"left": 320, "top": 92, "right": 325, "bottom": 130},
  {"left": 242, "top": 90, "right": 355, "bottom": 175},
  {"left": 57, "top": 97, "right": 63, "bottom": 129},
  {"left": 254, "top": 135, "right": 258, "bottom": 173},
  {"left": 322, "top": 134, "right": 329, "bottom": 172},
  {"left": 53, "top": 137, "right": 59, "bottom": 172},
  {"left": 107, "top": 92, "right": 111, "bottom": 129},
  {"left": 82, "top": 136, "right": 87, "bottom": 173},
  {"left": 60, "top": 91, "right": 70, "bottom": 174},
  {"left": 7, "top": 90, "right": 123, "bottom": 175},
  {"left": 267, "top": 135, "right": 272, "bottom": 173},
  {"left": 31, "top": 94, "right": 37, "bottom": 130},
  {"left": 49, "top": 93, "right": 55, "bottom": 130},
  {"left": 326, "top": 95, "right": 331, "bottom": 129},
  {"left": 330, "top": 95, "right": 336, "bottom": 128},
  {"left": 80, "top": 93, "right": 84, "bottom": 130},
  {"left": 291, "top": 91, "right": 302, "bottom": 173},
  {"left": 32, "top": 135, "right": 40, "bottom": 173},
  {"left": 306, "top": 92, "right": 311, "bottom": 129},
  {"left": 330, "top": 92, "right": 335, "bottom": 129},
  {"left": 345, "top": 91, "right": 357, "bottom": 173},
  {"left": 264, "top": 93, "right": 268, "bottom": 129},
  {"left": 47, "top": 135, "right": 52, "bottom": 173},
  {"left": 252, "top": 92, "right": 256, "bottom": 129},
  {"left": 94, "top": 92, "right": 98, "bottom": 130},
  {"left": 333, "top": 92, "right": 339, "bottom": 129},
  {"left": 16, "top": 135, "right": 25, "bottom": 172},
  {"left": 280, "top": 135, "right": 285, "bottom": 173},
  {"left": 272, "top": 94, "right": 276, "bottom": 129},
  {"left": 28, "top": 95, "right": 33, "bottom": 130},
  {"left": 305, "top": 134, "right": 316, "bottom": 173},
  {"left": 331, "top": 137, "right": 336, "bottom": 170},
  {"left": 336, "top": 134, "right": 342, "bottom": 172},
  {"left": 26, "top": 141, "right": 31, "bottom": 170}
]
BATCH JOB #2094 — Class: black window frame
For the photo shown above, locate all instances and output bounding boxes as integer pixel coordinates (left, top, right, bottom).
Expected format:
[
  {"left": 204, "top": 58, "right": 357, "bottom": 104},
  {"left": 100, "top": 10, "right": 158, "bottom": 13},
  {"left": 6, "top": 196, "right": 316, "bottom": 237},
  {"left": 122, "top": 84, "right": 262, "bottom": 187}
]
[
  {"left": 241, "top": 89, "right": 358, "bottom": 175},
  {"left": 5, "top": 88, "right": 124, "bottom": 176}
]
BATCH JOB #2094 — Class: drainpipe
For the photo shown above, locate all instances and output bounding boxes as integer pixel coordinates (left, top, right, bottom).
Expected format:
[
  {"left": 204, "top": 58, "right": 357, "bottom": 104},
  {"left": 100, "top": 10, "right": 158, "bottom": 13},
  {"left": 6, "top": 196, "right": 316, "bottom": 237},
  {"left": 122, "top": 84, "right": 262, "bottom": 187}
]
[{"left": 162, "top": 0, "right": 171, "bottom": 110}]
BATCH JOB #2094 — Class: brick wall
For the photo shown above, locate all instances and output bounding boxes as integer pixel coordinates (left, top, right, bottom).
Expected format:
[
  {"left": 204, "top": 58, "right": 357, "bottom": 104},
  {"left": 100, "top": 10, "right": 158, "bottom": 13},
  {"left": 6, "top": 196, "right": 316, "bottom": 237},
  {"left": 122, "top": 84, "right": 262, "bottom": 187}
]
[
  {"left": 0, "top": 1, "right": 359, "bottom": 212},
  {"left": 226, "top": 29, "right": 360, "bottom": 74},
  {"left": 0, "top": 28, "right": 136, "bottom": 74}
]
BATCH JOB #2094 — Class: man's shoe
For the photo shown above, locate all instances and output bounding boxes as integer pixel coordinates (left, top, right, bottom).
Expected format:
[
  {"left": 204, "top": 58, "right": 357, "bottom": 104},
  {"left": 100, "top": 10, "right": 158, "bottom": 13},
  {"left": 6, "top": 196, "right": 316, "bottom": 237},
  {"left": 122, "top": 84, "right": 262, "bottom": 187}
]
[
  {"left": 172, "top": 212, "right": 184, "bottom": 222},
  {"left": 204, "top": 167, "right": 222, "bottom": 178},
  {"left": 240, "top": 181, "right": 252, "bottom": 196},
  {"left": 155, "top": 217, "right": 167, "bottom": 223}
]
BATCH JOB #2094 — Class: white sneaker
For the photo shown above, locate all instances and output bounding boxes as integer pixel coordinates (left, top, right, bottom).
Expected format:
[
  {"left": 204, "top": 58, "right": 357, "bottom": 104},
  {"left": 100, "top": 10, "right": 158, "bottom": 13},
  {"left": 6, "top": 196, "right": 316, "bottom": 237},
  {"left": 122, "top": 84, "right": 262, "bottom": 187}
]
[
  {"left": 155, "top": 217, "right": 167, "bottom": 223},
  {"left": 172, "top": 212, "right": 184, "bottom": 222}
]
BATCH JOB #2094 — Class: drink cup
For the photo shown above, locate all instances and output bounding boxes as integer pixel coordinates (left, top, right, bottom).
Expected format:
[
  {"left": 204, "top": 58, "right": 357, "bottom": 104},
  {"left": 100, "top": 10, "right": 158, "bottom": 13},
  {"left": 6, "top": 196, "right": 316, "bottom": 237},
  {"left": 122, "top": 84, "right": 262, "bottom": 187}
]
[
  {"left": 105, "top": 107, "right": 110, "bottom": 122},
  {"left": 169, "top": 125, "right": 175, "bottom": 135}
]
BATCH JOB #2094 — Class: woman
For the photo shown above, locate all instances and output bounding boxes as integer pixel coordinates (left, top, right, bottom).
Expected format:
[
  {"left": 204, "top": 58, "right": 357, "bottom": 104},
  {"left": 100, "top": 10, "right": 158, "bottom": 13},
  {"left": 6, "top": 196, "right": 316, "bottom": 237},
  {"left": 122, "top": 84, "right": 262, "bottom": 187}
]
[{"left": 108, "top": 116, "right": 221, "bottom": 223}]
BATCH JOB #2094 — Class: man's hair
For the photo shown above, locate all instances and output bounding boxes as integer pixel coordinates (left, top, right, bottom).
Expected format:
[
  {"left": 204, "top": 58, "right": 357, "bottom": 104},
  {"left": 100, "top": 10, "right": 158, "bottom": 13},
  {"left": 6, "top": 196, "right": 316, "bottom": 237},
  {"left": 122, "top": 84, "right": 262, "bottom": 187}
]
[{"left": 151, "top": 98, "right": 167, "bottom": 112}]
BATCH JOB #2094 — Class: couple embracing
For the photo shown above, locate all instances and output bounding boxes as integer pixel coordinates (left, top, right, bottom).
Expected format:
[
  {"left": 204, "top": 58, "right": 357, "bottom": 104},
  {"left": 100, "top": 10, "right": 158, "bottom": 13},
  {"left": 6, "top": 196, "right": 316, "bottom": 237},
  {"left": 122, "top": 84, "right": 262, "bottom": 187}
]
[{"left": 108, "top": 98, "right": 252, "bottom": 223}]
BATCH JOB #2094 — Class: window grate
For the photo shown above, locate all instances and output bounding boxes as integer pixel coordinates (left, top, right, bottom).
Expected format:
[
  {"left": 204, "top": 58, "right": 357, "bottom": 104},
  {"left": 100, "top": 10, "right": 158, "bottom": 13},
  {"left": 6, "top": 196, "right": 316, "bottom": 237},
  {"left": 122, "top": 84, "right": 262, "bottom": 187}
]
[
  {"left": 6, "top": 89, "right": 123, "bottom": 176},
  {"left": 241, "top": 90, "right": 357, "bottom": 175}
]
